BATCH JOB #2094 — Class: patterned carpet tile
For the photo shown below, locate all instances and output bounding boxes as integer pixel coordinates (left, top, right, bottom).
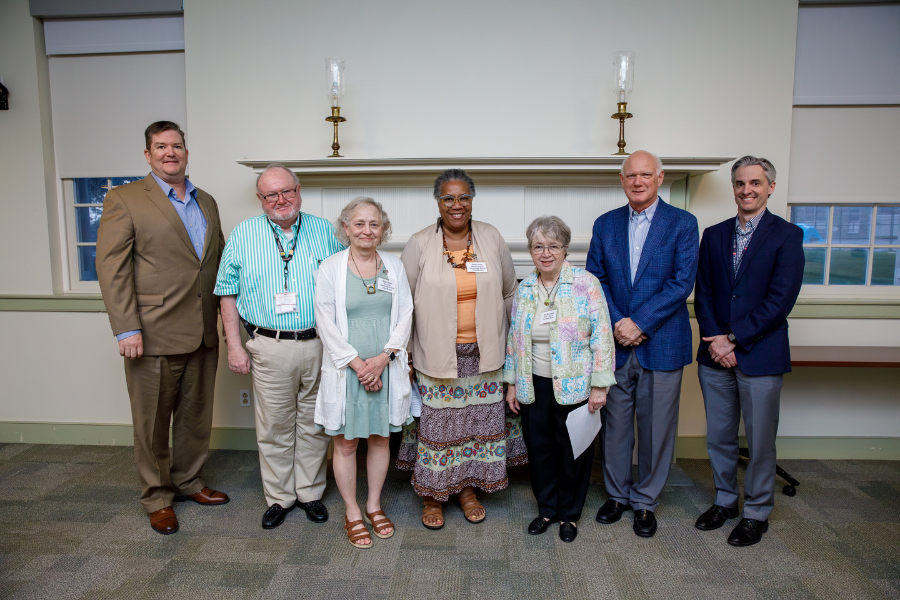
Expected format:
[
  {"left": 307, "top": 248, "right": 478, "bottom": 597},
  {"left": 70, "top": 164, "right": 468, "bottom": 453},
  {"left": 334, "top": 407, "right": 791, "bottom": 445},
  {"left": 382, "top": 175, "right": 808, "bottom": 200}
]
[{"left": 1, "top": 444, "right": 899, "bottom": 600}]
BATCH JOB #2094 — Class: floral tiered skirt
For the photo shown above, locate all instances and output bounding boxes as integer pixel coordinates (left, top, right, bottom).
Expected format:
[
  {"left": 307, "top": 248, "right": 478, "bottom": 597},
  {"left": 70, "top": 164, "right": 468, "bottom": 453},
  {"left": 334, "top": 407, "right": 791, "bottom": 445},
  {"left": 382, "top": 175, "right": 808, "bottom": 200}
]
[{"left": 396, "top": 343, "right": 528, "bottom": 501}]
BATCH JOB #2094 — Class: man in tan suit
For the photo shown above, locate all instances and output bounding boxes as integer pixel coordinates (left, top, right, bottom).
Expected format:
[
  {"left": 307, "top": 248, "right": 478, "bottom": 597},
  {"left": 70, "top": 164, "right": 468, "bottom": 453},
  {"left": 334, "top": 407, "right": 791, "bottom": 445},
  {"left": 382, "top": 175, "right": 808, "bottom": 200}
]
[{"left": 96, "top": 121, "right": 228, "bottom": 535}]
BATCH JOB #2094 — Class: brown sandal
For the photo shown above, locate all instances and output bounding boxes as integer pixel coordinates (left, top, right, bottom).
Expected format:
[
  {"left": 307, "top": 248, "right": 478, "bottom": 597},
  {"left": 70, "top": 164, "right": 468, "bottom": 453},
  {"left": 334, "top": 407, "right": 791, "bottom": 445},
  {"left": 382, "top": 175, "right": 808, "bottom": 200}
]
[
  {"left": 421, "top": 498, "right": 444, "bottom": 530},
  {"left": 459, "top": 489, "right": 486, "bottom": 524},
  {"left": 344, "top": 517, "right": 372, "bottom": 549},
  {"left": 364, "top": 510, "right": 395, "bottom": 539}
]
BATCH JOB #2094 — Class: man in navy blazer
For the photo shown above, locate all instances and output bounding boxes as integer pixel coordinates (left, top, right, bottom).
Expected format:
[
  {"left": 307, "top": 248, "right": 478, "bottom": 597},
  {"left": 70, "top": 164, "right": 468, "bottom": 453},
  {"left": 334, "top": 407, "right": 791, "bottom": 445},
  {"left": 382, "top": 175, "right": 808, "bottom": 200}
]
[
  {"left": 693, "top": 156, "right": 804, "bottom": 547},
  {"left": 586, "top": 150, "right": 699, "bottom": 538}
]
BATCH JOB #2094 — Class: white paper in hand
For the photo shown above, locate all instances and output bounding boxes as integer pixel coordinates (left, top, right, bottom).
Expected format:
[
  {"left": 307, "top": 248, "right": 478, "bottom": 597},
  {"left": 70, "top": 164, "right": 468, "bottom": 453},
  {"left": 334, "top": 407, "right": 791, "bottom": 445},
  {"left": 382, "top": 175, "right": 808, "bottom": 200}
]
[{"left": 566, "top": 403, "right": 603, "bottom": 460}]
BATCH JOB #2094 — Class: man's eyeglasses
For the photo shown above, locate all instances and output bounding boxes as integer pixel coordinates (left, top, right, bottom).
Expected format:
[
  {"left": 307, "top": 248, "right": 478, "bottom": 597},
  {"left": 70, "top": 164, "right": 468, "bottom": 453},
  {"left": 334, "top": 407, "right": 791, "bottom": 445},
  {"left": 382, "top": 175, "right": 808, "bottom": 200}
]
[
  {"left": 531, "top": 244, "right": 566, "bottom": 255},
  {"left": 439, "top": 194, "right": 473, "bottom": 208},
  {"left": 261, "top": 187, "right": 298, "bottom": 203}
]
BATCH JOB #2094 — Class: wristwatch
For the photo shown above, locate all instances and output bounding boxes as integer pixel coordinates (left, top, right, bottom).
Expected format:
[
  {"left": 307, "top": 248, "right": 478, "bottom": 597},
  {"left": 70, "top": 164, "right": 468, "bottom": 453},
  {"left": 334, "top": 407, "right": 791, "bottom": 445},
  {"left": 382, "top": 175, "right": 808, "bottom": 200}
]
[
  {"left": 383, "top": 350, "right": 396, "bottom": 362},
  {"left": 726, "top": 333, "right": 737, "bottom": 344}
]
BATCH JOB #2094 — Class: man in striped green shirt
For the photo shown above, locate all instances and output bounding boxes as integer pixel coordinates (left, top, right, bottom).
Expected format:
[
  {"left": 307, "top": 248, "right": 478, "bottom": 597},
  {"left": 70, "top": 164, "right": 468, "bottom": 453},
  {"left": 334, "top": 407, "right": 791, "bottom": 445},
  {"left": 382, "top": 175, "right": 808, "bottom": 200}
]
[{"left": 215, "top": 164, "right": 344, "bottom": 529}]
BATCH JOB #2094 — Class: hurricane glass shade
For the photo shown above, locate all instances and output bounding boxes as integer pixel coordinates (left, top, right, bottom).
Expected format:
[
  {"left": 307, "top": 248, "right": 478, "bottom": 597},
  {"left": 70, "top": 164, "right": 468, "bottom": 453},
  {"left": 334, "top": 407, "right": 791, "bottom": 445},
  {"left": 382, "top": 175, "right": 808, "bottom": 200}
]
[
  {"left": 613, "top": 51, "right": 635, "bottom": 103},
  {"left": 325, "top": 57, "right": 345, "bottom": 108}
]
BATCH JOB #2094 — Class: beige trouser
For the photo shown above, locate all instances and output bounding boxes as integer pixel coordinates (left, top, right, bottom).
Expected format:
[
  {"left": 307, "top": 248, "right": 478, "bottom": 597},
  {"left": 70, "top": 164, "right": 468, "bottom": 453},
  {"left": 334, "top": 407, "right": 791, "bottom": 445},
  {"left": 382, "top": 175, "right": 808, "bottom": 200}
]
[
  {"left": 246, "top": 334, "right": 330, "bottom": 507},
  {"left": 123, "top": 343, "right": 218, "bottom": 514}
]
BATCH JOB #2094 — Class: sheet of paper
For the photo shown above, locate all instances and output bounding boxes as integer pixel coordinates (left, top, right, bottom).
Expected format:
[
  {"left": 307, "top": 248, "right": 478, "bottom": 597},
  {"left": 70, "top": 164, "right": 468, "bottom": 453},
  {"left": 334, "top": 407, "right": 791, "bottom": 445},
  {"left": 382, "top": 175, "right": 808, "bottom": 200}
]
[{"left": 566, "top": 402, "right": 603, "bottom": 460}]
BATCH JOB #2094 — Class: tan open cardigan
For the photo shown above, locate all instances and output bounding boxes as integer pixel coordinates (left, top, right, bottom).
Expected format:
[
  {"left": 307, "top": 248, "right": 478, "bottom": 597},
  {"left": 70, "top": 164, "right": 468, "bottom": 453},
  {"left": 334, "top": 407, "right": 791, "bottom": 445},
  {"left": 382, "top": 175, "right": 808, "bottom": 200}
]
[{"left": 400, "top": 220, "right": 517, "bottom": 379}]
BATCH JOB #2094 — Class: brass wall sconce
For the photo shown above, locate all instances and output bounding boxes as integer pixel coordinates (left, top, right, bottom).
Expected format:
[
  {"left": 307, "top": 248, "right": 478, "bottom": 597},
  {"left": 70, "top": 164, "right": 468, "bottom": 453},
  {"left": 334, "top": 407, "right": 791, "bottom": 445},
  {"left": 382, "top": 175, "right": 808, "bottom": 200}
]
[
  {"left": 610, "top": 51, "right": 635, "bottom": 155},
  {"left": 325, "top": 57, "right": 346, "bottom": 157}
]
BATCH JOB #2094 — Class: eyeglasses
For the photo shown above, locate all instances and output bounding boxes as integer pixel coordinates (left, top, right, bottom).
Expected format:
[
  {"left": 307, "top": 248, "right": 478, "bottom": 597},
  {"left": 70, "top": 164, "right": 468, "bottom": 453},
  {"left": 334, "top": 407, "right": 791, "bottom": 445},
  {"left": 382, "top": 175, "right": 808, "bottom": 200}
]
[
  {"left": 531, "top": 244, "right": 566, "bottom": 255},
  {"left": 261, "top": 187, "right": 298, "bottom": 203},
  {"left": 438, "top": 194, "right": 473, "bottom": 208}
]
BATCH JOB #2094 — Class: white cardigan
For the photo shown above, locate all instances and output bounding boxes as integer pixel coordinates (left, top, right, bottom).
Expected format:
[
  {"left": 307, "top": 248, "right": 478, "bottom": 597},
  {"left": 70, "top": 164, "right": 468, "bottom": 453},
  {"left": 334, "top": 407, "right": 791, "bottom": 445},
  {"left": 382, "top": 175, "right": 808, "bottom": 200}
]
[{"left": 313, "top": 248, "right": 414, "bottom": 431}]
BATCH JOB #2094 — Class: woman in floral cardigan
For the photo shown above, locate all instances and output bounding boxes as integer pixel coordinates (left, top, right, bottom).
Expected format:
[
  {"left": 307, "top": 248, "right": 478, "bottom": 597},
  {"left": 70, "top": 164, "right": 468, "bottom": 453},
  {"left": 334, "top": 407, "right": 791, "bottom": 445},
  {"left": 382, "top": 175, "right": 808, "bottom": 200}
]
[{"left": 504, "top": 215, "right": 616, "bottom": 543}]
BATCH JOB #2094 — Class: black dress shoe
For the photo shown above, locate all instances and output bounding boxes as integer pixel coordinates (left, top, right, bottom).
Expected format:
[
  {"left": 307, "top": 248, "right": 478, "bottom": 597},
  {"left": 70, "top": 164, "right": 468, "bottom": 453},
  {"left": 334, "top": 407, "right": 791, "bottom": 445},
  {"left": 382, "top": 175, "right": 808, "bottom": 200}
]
[
  {"left": 695, "top": 504, "right": 739, "bottom": 531},
  {"left": 595, "top": 499, "right": 631, "bottom": 524},
  {"left": 262, "top": 503, "right": 293, "bottom": 529},
  {"left": 296, "top": 499, "right": 329, "bottom": 523},
  {"left": 527, "top": 516, "right": 558, "bottom": 535},
  {"left": 727, "top": 518, "right": 768, "bottom": 547},
  {"left": 633, "top": 509, "right": 657, "bottom": 538},
  {"left": 559, "top": 522, "right": 578, "bottom": 543}
]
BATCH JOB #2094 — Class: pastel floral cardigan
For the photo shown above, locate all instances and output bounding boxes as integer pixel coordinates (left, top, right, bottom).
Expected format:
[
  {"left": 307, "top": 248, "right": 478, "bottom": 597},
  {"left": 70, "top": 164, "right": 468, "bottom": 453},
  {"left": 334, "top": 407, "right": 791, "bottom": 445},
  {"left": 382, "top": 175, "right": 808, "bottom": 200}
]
[{"left": 503, "top": 262, "right": 616, "bottom": 404}]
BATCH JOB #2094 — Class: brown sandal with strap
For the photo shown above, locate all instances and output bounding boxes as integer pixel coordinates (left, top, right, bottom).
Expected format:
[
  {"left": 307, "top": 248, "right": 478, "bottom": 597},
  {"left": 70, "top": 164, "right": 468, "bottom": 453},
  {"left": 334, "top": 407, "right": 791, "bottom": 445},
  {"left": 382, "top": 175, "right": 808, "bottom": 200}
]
[
  {"left": 459, "top": 489, "right": 486, "bottom": 524},
  {"left": 344, "top": 517, "right": 372, "bottom": 549},
  {"left": 364, "top": 510, "right": 395, "bottom": 539},
  {"left": 421, "top": 498, "right": 444, "bottom": 530}
]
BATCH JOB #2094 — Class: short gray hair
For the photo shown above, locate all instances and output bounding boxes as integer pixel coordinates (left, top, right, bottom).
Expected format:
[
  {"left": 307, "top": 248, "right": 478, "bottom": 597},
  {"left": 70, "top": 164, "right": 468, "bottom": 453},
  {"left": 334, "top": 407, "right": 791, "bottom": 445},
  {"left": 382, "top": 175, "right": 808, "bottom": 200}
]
[
  {"left": 731, "top": 155, "right": 776, "bottom": 185},
  {"left": 433, "top": 168, "right": 476, "bottom": 200},
  {"left": 620, "top": 151, "right": 664, "bottom": 176},
  {"left": 526, "top": 215, "right": 571, "bottom": 250},
  {"left": 256, "top": 163, "right": 299, "bottom": 193},
  {"left": 334, "top": 197, "right": 392, "bottom": 247}
]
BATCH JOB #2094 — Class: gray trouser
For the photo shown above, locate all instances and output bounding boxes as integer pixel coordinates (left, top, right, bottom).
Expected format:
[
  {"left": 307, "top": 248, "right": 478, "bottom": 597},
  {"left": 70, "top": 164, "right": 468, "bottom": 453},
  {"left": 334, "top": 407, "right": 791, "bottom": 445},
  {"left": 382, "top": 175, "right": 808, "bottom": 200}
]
[
  {"left": 601, "top": 351, "right": 683, "bottom": 512},
  {"left": 698, "top": 364, "right": 783, "bottom": 521}
]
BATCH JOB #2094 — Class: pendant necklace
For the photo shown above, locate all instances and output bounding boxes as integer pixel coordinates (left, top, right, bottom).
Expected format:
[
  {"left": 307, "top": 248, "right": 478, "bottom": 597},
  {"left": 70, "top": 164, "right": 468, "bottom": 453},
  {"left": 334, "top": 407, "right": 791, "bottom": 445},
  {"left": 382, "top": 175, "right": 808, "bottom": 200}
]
[
  {"left": 442, "top": 223, "right": 477, "bottom": 269},
  {"left": 350, "top": 250, "right": 382, "bottom": 294},
  {"left": 539, "top": 273, "right": 561, "bottom": 307}
]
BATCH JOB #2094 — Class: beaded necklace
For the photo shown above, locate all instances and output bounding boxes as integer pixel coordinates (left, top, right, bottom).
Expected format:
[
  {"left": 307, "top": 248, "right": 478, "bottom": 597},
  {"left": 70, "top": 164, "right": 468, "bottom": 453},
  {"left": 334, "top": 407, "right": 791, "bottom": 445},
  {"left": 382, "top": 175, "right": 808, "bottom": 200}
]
[{"left": 442, "top": 223, "right": 478, "bottom": 269}]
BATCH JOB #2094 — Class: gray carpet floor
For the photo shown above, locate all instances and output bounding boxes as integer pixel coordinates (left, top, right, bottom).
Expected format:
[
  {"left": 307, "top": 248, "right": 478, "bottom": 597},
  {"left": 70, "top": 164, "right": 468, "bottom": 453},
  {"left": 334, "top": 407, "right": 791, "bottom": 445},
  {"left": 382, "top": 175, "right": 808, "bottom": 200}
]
[{"left": 1, "top": 443, "right": 899, "bottom": 599}]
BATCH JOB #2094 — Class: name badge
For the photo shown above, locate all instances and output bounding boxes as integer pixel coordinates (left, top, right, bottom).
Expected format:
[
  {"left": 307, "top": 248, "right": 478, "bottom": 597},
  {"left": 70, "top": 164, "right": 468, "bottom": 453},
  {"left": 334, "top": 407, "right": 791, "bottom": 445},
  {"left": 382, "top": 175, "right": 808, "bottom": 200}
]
[
  {"left": 274, "top": 292, "right": 298, "bottom": 314},
  {"left": 376, "top": 278, "right": 395, "bottom": 294},
  {"left": 466, "top": 262, "right": 487, "bottom": 273},
  {"left": 539, "top": 310, "right": 557, "bottom": 325}
]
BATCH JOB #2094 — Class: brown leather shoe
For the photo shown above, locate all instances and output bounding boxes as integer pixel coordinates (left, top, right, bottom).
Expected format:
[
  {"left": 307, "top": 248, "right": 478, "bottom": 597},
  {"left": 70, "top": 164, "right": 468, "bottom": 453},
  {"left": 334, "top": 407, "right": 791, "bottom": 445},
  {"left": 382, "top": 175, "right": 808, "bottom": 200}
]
[
  {"left": 149, "top": 507, "right": 179, "bottom": 535},
  {"left": 174, "top": 487, "right": 230, "bottom": 505}
]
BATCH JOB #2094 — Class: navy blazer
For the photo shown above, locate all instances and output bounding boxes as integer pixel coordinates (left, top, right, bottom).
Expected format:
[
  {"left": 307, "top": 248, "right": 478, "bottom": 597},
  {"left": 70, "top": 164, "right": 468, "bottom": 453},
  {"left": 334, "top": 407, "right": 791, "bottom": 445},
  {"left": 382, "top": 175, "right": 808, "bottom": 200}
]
[
  {"left": 695, "top": 209, "right": 804, "bottom": 376},
  {"left": 586, "top": 198, "right": 699, "bottom": 372}
]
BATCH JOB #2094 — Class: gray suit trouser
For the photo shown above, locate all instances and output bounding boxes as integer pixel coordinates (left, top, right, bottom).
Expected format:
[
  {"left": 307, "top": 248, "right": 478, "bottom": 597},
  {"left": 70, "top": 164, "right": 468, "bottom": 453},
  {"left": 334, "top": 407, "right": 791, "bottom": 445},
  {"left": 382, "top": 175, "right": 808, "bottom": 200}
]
[
  {"left": 698, "top": 364, "right": 783, "bottom": 521},
  {"left": 601, "top": 351, "right": 683, "bottom": 512}
]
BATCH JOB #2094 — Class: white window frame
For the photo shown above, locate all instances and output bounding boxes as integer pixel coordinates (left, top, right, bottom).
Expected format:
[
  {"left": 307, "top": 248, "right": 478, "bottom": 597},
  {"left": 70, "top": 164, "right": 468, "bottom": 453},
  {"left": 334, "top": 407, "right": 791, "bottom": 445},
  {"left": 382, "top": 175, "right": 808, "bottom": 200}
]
[
  {"left": 792, "top": 203, "right": 900, "bottom": 298},
  {"left": 62, "top": 177, "right": 142, "bottom": 292}
]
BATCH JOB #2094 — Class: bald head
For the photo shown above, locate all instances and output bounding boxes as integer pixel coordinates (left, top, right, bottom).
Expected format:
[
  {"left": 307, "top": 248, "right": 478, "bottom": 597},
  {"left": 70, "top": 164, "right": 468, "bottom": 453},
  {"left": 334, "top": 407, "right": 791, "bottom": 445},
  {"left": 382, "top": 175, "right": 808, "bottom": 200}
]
[
  {"left": 620, "top": 150, "right": 663, "bottom": 177},
  {"left": 619, "top": 150, "right": 665, "bottom": 212}
]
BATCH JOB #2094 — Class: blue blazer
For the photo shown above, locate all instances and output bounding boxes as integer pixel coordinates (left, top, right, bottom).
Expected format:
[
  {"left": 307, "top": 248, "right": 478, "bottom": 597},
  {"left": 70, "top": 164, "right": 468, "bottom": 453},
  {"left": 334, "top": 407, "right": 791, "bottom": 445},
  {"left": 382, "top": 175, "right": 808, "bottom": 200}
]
[
  {"left": 694, "top": 209, "right": 804, "bottom": 376},
  {"left": 586, "top": 198, "right": 699, "bottom": 372}
]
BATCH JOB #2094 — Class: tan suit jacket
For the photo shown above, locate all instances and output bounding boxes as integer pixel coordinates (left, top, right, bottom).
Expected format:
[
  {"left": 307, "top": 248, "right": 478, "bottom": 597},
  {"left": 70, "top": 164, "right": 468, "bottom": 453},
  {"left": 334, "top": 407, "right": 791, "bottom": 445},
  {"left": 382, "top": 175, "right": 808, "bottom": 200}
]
[{"left": 96, "top": 174, "right": 225, "bottom": 355}]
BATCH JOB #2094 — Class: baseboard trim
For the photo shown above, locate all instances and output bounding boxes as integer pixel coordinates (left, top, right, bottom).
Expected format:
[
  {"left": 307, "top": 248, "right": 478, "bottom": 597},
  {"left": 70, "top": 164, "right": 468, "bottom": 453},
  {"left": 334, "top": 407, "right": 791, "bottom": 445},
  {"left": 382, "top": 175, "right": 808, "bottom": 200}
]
[
  {"left": 0, "top": 421, "right": 258, "bottom": 451},
  {"left": 676, "top": 435, "right": 900, "bottom": 460},
  {"left": 2, "top": 422, "right": 898, "bottom": 460}
]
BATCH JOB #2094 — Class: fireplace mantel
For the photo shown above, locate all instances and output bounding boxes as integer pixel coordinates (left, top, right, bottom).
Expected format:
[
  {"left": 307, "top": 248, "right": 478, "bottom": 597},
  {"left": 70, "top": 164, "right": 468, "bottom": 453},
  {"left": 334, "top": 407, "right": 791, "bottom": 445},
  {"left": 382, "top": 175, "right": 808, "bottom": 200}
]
[
  {"left": 237, "top": 156, "right": 735, "bottom": 187},
  {"left": 236, "top": 156, "right": 734, "bottom": 270}
]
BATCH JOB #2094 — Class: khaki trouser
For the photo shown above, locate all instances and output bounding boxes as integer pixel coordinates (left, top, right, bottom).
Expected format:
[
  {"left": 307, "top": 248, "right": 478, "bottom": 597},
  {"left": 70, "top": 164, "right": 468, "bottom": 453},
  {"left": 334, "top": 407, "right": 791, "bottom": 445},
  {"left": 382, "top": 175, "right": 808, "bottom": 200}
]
[
  {"left": 246, "top": 334, "right": 330, "bottom": 507},
  {"left": 123, "top": 343, "right": 218, "bottom": 514}
]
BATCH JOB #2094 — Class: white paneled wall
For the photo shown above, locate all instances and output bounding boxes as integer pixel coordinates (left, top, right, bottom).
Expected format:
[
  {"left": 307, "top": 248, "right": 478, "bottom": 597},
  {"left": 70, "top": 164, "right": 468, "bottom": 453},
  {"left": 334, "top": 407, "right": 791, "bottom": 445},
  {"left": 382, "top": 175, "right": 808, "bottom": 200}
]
[{"left": 318, "top": 185, "right": 669, "bottom": 273}]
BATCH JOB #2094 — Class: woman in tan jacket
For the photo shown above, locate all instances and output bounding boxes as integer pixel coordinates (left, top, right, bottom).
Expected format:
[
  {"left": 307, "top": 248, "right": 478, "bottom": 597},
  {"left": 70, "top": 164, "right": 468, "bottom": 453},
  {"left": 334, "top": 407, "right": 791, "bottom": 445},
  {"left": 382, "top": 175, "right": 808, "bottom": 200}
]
[{"left": 396, "top": 169, "right": 527, "bottom": 529}]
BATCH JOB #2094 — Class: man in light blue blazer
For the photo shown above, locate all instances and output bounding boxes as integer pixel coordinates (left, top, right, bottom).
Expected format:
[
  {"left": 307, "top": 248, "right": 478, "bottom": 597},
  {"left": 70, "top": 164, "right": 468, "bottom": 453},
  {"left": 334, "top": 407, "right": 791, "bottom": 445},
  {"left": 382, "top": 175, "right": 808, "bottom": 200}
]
[{"left": 586, "top": 150, "right": 699, "bottom": 538}]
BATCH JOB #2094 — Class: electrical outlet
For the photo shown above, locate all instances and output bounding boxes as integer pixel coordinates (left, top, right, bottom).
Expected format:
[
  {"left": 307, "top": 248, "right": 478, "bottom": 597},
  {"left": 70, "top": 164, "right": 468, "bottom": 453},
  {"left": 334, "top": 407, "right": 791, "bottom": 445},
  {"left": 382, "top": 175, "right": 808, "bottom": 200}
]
[{"left": 239, "top": 390, "right": 251, "bottom": 407}]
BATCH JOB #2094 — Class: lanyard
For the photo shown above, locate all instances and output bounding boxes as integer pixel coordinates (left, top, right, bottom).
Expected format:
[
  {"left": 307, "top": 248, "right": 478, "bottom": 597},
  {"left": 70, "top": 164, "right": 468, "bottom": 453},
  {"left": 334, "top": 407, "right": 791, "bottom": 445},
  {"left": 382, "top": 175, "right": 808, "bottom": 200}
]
[{"left": 269, "top": 217, "right": 301, "bottom": 292}]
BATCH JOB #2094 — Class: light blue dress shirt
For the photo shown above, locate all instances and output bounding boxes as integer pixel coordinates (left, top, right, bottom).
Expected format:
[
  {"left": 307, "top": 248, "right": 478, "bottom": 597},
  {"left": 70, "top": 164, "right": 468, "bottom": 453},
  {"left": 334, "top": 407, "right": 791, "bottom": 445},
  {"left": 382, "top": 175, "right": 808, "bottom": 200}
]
[
  {"left": 116, "top": 173, "right": 208, "bottom": 341},
  {"left": 628, "top": 197, "right": 660, "bottom": 283}
]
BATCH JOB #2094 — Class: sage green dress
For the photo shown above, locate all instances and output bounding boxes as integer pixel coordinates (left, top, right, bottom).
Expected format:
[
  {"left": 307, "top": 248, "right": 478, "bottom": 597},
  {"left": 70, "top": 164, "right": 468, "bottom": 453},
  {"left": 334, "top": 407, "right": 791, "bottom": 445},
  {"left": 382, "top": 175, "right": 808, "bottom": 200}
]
[{"left": 323, "top": 266, "right": 406, "bottom": 440}]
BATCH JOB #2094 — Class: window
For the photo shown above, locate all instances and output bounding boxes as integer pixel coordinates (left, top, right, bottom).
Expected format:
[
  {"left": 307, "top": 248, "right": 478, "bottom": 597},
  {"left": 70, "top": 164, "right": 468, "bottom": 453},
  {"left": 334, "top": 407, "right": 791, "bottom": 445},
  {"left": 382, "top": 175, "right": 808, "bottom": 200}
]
[
  {"left": 64, "top": 177, "right": 143, "bottom": 287},
  {"left": 790, "top": 205, "right": 900, "bottom": 286},
  {"left": 44, "top": 17, "right": 186, "bottom": 292}
]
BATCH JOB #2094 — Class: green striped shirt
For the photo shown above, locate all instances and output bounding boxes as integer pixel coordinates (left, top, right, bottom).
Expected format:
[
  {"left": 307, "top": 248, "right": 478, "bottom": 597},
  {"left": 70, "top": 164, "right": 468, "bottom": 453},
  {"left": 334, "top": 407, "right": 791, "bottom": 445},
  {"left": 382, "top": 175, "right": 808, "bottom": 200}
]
[{"left": 214, "top": 212, "right": 344, "bottom": 330}]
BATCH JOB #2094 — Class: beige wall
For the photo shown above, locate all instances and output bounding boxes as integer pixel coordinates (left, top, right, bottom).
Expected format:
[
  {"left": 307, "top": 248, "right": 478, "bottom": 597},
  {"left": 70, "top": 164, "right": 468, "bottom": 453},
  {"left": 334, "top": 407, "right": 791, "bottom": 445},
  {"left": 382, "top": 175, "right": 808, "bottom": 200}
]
[
  {"left": 1, "top": 0, "right": 898, "bottom": 446},
  {"left": 0, "top": 0, "right": 56, "bottom": 294}
]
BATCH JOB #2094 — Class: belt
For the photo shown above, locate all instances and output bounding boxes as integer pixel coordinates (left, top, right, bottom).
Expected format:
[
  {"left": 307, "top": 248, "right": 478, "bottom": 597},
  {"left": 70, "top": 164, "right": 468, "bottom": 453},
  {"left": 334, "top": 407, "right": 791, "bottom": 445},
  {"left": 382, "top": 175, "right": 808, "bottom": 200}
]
[{"left": 245, "top": 321, "right": 317, "bottom": 341}]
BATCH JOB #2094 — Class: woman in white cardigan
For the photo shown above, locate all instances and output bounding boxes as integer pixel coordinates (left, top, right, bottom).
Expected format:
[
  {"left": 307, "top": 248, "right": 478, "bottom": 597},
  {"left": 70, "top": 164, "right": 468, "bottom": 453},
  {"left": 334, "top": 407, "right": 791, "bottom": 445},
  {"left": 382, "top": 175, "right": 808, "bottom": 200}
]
[{"left": 314, "top": 197, "right": 414, "bottom": 549}]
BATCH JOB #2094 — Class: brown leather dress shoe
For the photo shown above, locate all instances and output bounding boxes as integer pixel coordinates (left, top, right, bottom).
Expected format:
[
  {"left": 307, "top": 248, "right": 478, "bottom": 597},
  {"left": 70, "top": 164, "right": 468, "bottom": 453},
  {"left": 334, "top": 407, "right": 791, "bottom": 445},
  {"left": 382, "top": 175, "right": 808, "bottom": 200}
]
[
  {"left": 174, "top": 487, "right": 230, "bottom": 505},
  {"left": 149, "top": 507, "right": 179, "bottom": 535}
]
